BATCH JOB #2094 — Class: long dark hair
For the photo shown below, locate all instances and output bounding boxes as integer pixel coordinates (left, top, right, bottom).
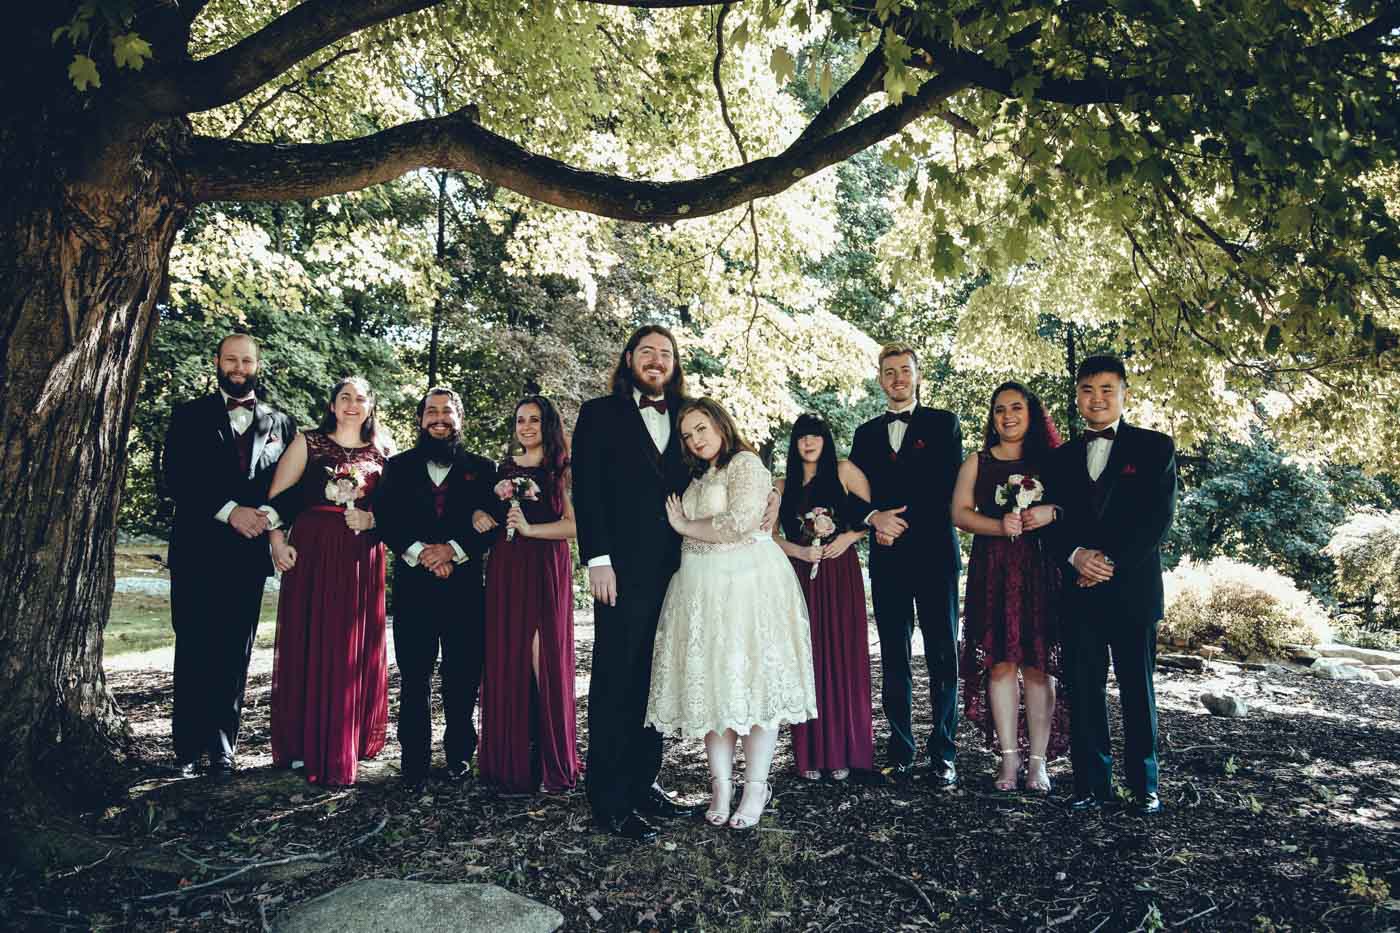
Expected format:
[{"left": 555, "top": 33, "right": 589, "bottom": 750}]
[
  {"left": 609, "top": 324, "right": 687, "bottom": 399},
  {"left": 676, "top": 397, "right": 756, "bottom": 476},
  {"left": 982, "top": 381, "right": 1062, "bottom": 468},
  {"left": 316, "top": 375, "right": 390, "bottom": 452},
  {"left": 510, "top": 394, "right": 570, "bottom": 509},
  {"left": 780, "top": 413, "right": 844, "bottom": 542}
]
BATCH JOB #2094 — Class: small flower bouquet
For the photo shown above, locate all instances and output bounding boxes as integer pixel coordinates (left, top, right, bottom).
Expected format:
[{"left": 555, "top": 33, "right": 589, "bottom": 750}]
[
  {"left": 800, "top": 506, "right": 839, "bottom": 579},
  {"left": 993, "top": 473, "right": 1044, "bottom": 541},
  {"left": 325, "top": 465, "right": 367, "bottom": 533},
  {"left": 495, "top": 476, "right": 541, "bottom": 540}
]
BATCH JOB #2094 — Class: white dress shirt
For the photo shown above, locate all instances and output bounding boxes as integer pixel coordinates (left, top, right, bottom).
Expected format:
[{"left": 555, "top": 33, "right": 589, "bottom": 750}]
[
  {"left": 215, "top": 390, "right": 258, "bottom": 523},
  {"left": 1069, "top": 417, "right": 1122, "bottom": 568},
  {"left": 402, "top": 460, "right": 467, "bottom": 567},
  {"left": 885, "top": 400, "right": 915, "bottom": 452},
  {"left": 587, "top": 390, "right": 671, "bottom": 570}
]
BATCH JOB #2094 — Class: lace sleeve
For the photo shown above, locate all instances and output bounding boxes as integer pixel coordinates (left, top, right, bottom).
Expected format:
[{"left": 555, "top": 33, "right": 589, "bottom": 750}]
[{"left": 711, "top": 452, "right": 772, "bottom": 542}]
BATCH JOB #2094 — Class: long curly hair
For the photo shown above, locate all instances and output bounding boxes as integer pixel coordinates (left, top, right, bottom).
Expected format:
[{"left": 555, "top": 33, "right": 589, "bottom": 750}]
[
  {"left": 510, "top": 394, "right": 570, "bottom": 509},
  {"left": 609, "top": 324, "right": 687, "bottom": 400},
  {"left": 981, "top": 381, "right": 1062, "bottom": 468}
]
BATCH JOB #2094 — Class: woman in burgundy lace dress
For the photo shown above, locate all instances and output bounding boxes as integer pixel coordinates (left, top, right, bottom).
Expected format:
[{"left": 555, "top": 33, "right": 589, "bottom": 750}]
[
  {"left": 952, "top": 382, "right": 1067, "bottom": 793},
  {"left": 265, "top": 376, "right": 393, "bottom": 787},
  {"left": 474, "top": 395, "right": 579, "bottom": 794}
]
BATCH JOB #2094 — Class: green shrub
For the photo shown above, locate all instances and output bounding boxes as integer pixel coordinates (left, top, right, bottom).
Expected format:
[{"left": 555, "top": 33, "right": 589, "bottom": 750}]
[
  {"left": 1322, "top": 510, "right": 1400, "bottom": 632},
  {"left": 1162, "top": 558, "right": 1331, "bottom": 660}
]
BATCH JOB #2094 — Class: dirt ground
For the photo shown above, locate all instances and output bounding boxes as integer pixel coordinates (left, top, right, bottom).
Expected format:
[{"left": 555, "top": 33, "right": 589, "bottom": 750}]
[{"left": 6, "top": 616, "right": 1400, "bottom": 931}]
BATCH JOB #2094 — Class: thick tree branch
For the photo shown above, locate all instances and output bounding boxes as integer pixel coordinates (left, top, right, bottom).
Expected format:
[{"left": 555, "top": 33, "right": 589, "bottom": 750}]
[
  {"left": 137, "top": 0, "right": 441, "bottom": 116},
  {"left": 793, "top": 45, "right": 887, "bottom": 147},
  {"left": 186, "top": 70, "right": 966, "bottom": 221}
]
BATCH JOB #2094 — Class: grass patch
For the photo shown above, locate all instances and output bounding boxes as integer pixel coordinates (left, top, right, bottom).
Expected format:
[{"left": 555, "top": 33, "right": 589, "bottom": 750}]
[{"left": 107, "top": 591, "right": 279, "bottom": 656}]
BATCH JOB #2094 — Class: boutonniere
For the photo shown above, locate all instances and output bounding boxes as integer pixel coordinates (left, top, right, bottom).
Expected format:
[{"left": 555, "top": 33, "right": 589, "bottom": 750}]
[
  {"left": 462, "top": 471, "right": 476, "bottom": 482},
  {"left": 267, "top": 434, "right": 281, "bottom": 446},
  {"left": 1121, "top": 463, "right": 1137, "bottom": 476},
  {"left": 889, "top": 451, "right": 898, "bottom": 462},
  {"left": 914, "top": 438, "right": 927, "bottom": 450}
]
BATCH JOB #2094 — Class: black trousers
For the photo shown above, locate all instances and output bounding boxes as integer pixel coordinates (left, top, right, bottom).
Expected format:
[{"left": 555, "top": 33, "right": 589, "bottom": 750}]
[
  {"left": 170, "top": 569, "right": 266, "bottom": 763},
  {"left": 586, "top": 583, "right": 666, "bottom": 819},
  {"left": 1062, "top": 604, "right": 1159, "bottom": 798},
  {"left": 392, "top": 576, "right": 484, "bottom": 779},
  {"left": 869, "top": 556, "right": 960, "bottom": 767}
]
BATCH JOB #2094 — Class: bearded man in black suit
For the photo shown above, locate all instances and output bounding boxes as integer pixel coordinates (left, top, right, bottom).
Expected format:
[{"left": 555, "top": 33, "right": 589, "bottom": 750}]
[
  {"left": 1044, "top": 354, "right": 1177, "bottom": 817},
  {"left": 164, "top": 334, "right": 297, "bottom": 781}
]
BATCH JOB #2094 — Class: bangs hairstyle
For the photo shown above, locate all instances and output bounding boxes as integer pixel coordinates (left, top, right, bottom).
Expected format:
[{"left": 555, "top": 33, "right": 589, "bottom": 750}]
[
  {"left": 317, "top": 375, "right": 390, "bottom": 453},
  {"left": 877, "top": 342, "right": 919, "bottom": 370},
  {"left": 417, "top": 386, "right": 464, "bottom": 421},
  {"left": 780, "top": 413, "right": 844, "bottom": 542},
  {"left": 509, "top": 394, "right": 571, "bottom": 509},
  {"left": 1075, "top": 353, "right": 1128, "bottom": 385},
  {"left": 609, "top": 324, "right": 687, "bottom": 399},
  {"left": 982, "top": 381, "right": 1062, "bottom": 467},
  {"left": 677, "top": 397, "right": 757, "bottom": 475}
]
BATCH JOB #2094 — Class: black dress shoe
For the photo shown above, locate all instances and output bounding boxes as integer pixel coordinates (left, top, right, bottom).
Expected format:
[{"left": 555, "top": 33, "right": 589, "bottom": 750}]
[
  {"left": 443, "top": 761, "right": 471, "bottom": 783},
  {"left": 635, "top": 786, "right": 695, "bottom": 819},
  {"left": 400, "top": 775, "right": 428, "bottom": 795},
  {"left": 923, "top": 762, "right": 957, "bottom": 788},
  {"left": 1130, "top": 793, "right": 1162, "bottom": 816},
  {"left": 882, "top": 762, "right": 917, "bottom": 785},
  {"left": 1068, "top": 793, "right": 1105, "bottom": 813},
  {"left": 593, "top": 812, "right": 659, "bottom": 842},
  {"left": 206, "top": 757, "right": 236, "bottom": 784}
]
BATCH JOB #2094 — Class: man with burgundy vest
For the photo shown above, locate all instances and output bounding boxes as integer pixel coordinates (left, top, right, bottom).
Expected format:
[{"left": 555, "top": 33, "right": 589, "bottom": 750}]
[
  {"left": 374, "top": 387, "right": 496, "bottom": 790},
  {"left": 165, "top": 334, "right": 297, "bottom": 781},
  {"left": 1044, "top": 354, "right": 1177, "bottom": 817}
]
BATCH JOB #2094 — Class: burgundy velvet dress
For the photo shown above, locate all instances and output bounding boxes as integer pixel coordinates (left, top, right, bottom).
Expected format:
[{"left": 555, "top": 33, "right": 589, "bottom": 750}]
[
  {"left": 785, "top": 482, "right": 875, "bottom": 775},
  {"left": 960, "top": 451, "right": 1070, "bottom": 758},
  {"left": 478, "top": 461, "right": 580, "bottom": 793},
  {"left": 270, "top": 432, "right": 389, "bottom": 786}
]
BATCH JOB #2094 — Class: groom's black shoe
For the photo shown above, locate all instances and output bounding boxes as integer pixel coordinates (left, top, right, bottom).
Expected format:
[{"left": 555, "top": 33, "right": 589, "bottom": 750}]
[
  {"left": 921, "top": 762, "right": 958, "bottom": 789},
  {"left": 206, "top": 755, "right": 236, "bottom": 785},
  {"left": 1129, "top": 793, "right": 1162, "bottom": 817},
  {"left": 636, "top": 786, "right": 695, "bottom": 820},
  {"left": 881, "top": 762, "right": 918, "bottom": 785},
  {"left": 593, "top": 811, "right": 659, "bottom": 842},
  {"left": 443, "top": 761, "right": 471, "bottom": 783}
]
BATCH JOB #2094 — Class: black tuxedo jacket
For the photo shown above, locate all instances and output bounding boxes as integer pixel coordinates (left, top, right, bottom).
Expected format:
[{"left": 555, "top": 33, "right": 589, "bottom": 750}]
[
  {"left": 164, "top": 393, "right": 297, "bottom": 579},
  {"left": 849, "top": 405, "right": 963, "bottom": 574},
  {"left": 375, "top": 446, "right": 496, "bottom": 609},
  {"left": 572, "top": 392, "right": 691, "bottom": 598},
  {"left": 1044, "top": 421, "right": 1177, "bottom": 620}
]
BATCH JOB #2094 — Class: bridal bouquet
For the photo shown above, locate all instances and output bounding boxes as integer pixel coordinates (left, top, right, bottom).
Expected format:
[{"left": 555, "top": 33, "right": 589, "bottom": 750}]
[
  {"left": 325, "top": 465, "right": 368, "bottom": 534},
  {"left": 993, "top": 473, "right": 1044, "bottom": 541},
  {"left": 495, "top": 476, "right": 541, "bottom": 540},
  {"left": 800, "top": 506, "right": 838, "bottom": 579}
]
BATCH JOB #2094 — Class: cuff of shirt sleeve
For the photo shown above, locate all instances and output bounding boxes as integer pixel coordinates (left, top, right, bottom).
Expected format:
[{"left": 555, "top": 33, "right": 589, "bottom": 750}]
[
  {"left": 863, "top": 510, "right": 878, "bottom": 527},
  {"left": 258, "top": 505, "right": 282, "bottom": 530},
  {"left": 448, "top": 540, "right": 468, "bottom": 564},
  {"left": 404, "top": 541, "right": 425, "bottom": 567},
  {"left": 587, "top": 555, "right": 612, "bottom": 568},
  {"left": 215, "top": 501, "right": 238, "bottom": 523},
  {"left": 1068, "top": 547, "right": 1083, "bottom": 569}
]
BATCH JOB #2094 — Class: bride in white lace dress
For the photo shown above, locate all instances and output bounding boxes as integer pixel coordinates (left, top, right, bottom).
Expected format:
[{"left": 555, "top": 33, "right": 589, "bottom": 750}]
[{"left": 645, "top": 398, "right": 817, "bottom": 830}]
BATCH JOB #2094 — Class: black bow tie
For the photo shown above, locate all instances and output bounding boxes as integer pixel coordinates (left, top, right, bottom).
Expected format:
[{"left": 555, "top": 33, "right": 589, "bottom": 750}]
[
  {"left": 883, "top": 410, "right": 912, "bottom": 425},
  {"left": 1084, "top": 426, "right": 1116, "bottom": 441},
  {"left": 225, "top": 397, "right": 256, "bottom": 412}
]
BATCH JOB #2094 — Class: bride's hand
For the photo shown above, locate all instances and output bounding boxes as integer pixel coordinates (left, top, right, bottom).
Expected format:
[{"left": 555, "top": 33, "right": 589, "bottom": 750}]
[{"left": 664, "top": 494, "right": 689, "bottom": 534}]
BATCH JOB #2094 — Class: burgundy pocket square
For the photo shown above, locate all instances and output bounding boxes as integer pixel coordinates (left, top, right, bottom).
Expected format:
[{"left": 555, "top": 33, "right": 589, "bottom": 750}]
[
  {"left": 463, "top": 472, "right": 476, "bottom": 481},
  {"left": 914, "top": 438, "right": 927, "bottom": 449},
  {"left": 1121, "top": 464, "right": 1137, "bottom": 476}
]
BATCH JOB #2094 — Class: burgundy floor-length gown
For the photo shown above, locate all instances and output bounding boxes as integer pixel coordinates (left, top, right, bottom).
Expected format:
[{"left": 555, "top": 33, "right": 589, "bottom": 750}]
[
  {"left": 479, "top": 461, "right": 580, "bottom": 793},
  {"left": 270, "top": 432, "right": 389, "bottom": 786},
  {"left": 960, "top": 451, "right": 1070, "bottom": 758},
  {"left": 785, "top": 482, "right": 875, "bottom": 775}
]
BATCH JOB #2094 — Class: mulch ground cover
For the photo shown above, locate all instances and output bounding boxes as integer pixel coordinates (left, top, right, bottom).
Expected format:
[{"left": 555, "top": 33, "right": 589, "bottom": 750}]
[{"left": 6, "top": 630, "right": 1400, "bottom": 932}]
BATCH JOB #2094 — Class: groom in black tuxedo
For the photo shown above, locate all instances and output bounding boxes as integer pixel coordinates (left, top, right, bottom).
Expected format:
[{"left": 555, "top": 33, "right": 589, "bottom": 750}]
[
  {"left": 850, "top": 344, "right": 963, "bottom": 786},
  {"left": 1045, "top": 354, "right": 1177, "bottom": 816},
  {"left": 374, "top": 387, "right": 495, "bottom": 790},
  {"left": 164, "top": 334, "right": 297, "bottom": 780},
  {"left": 572, "top": 325, "right": 697, "bottom": 841}
]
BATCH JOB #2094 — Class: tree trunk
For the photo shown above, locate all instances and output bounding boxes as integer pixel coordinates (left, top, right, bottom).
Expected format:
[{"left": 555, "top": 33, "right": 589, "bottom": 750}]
[{"left": 0, "top": 103, "right": 188, "bottom": 845}]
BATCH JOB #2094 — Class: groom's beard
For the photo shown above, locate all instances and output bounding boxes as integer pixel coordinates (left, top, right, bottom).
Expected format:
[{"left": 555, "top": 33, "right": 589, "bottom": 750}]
[
  {"left": 417, "top": 428, "right": 463, "bottom": 463},
  {"left": 217, "top": 370, "right": 258, "bottom": 399}
]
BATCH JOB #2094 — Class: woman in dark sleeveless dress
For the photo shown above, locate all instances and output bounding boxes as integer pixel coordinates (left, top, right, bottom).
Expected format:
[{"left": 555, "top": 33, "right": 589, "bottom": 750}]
[
  {"left": 953, "top": 381, "right": 1068, "bottom": 793},
  {"left": 475, "top": 395, "right": 579, "bottom": 794},
  {"left": 265, "top": 376, "right": 392, "bottom": 787},
  {"left": 773, "top": 414, "right": 875, "bottom": 781}
]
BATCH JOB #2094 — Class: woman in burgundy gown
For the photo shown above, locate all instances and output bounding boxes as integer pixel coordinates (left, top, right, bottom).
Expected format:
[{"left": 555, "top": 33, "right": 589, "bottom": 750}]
[
  {"left": 952, "top": 381, "right": 1068, "bottom": 793},
  {"left": 773, "top": 414, "right": 875, "bottom": 781},
  {"left": 474, "top": 395, "right": 579, "bottom": 794},
  {"left": 265, "top": 376, "right": 392, "bottom": 787}
]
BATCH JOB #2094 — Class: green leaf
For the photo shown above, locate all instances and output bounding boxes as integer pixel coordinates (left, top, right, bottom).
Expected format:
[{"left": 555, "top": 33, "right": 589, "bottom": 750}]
[
  {"left": 818, "top": 62, "right": 832, "bottom": 101},
  {"left": 729, "top": 19, "right": 748, "bottom": 51},
  {"left": 113, "top": 32, "right": 154, "bottom": 72},
  {"left": 68, "top": 54, "right": 101, "bottom": 92},
  {"left": 770, "top": 46, "right": 796, "bottom": 86}
]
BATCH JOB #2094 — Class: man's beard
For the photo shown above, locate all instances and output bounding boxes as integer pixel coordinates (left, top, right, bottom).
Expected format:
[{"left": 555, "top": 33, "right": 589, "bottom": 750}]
[
  {"left": 217, "top": 369, "right": 258, "bottom": 399},
  {"left": 631, "top": 362, "right": 669, "bottom": 396},
  {"left": 417, "top": 427, "right": 463, "bottom": 463}
]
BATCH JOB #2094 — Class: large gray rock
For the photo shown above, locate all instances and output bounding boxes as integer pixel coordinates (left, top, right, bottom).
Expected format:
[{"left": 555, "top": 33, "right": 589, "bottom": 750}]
[
  {"left": 1199, "top": 691, "right": 1249, "bottom": 717},
  {"left": 275, "top": 880, "right": 563, "bottom": 933},
  {"left": 1157, "top": 654, "right": 1205, "bottom": 672},
  {"left": 1309, "top": 657, "right": 1364, "bottom": 681},
  {"left": 1314, "top": 644, "right": 1400, "bottom": 666}
]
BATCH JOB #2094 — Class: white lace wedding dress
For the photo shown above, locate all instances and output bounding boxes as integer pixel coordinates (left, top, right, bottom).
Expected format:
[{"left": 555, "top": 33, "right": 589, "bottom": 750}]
[{"left": 645, "top": 451, "right": 818, "bottom": 738}]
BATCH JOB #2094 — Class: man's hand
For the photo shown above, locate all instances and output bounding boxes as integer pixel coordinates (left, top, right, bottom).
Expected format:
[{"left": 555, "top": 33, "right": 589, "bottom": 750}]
[
  {"left": 758, "top": 489, "right": 780, "bottom": 533},
  {"left": 589, "top": 565, "right": 618, "bottom": 607},
  {"left": 1075, "top": 574, "right": 1101, "bottom": 588},
  {"left": 875, "top": 531, "right": 895, "bottom": 547},
  {"left": 869, "top": 506, "right": 909, "bottom": 540},
  {"left": 229, "top": 505, "right": 269, "bottom": 539},
  {"left": 1071, "top": 548, "right": 1115, "bottom": 584},
  {"left": 472, "top": 509, "right": 498, "bottom": 534},
  {"left": 431, "top": 561, "right": 454, "bottom": 580},
  {"left": 419, "top": 543, "right": 457, "bottom": 571}
]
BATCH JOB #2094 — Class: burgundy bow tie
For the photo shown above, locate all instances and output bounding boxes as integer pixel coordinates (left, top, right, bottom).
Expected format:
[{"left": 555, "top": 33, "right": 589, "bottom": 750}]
[
  {"left": 884, "top": 410, "right": 912, "bottom": 425},
  {"left": 638, "top": 397, "right": 667, "bottom": 415},
  {"left": 1084, "top": 426, "right": 1116, "bottom": 441},
  {"left": 226, "top": 397, "right": 256, "bottom": 412}
]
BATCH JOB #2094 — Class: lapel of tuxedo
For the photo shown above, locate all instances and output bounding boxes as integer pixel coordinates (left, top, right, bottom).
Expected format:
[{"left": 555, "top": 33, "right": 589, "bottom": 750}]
[
  {"left": 206, "top": 393, "right": 241, "bottom": 469},
  {"left": 1093, "top": 423, "right": 1132, "bottom": 518},
  {"left": 248, "top": 403, "right": 275, "bottom": 479}
]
